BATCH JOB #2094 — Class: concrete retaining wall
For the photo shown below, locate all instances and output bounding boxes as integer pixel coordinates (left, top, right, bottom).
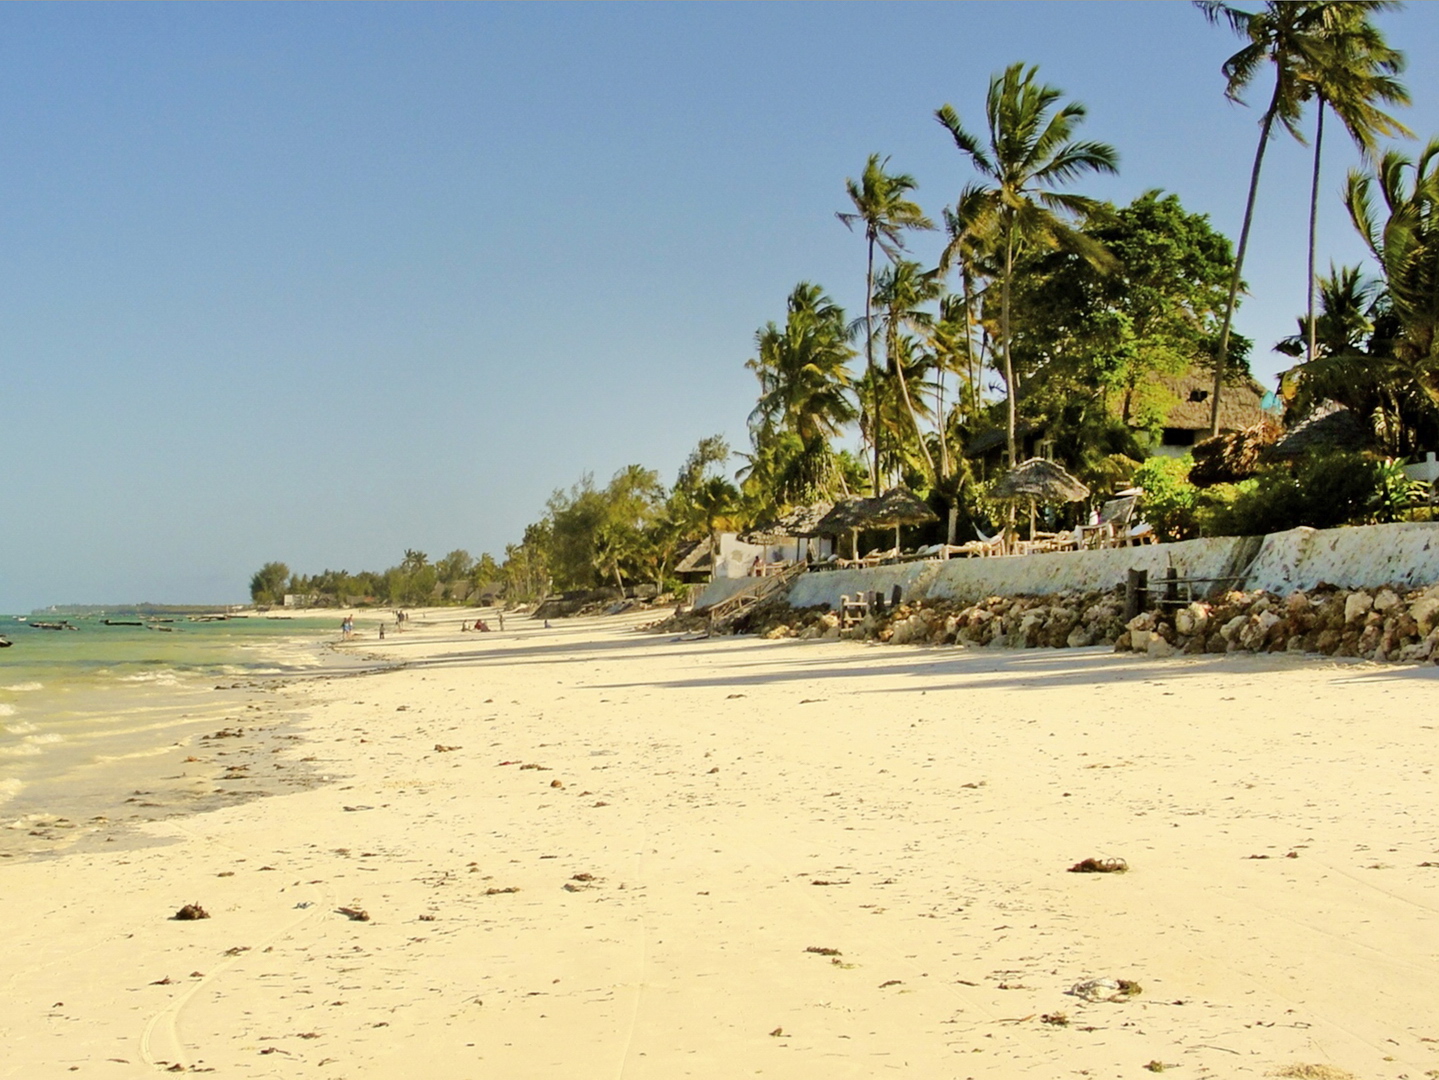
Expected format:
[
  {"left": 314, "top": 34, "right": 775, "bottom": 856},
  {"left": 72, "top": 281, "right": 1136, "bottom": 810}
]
[
  {"left": 767, "top": 521, "right": 1439, "bottom": 612},
  {"left": 1245, "top": 523, "right": 1439, "bottom": 593}
]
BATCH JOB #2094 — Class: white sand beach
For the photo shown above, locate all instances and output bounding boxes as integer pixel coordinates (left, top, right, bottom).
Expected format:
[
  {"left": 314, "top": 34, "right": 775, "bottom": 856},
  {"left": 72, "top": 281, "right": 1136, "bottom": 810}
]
[{"left": 3, "top": 611, "right": 1437, "bottom": 1079}]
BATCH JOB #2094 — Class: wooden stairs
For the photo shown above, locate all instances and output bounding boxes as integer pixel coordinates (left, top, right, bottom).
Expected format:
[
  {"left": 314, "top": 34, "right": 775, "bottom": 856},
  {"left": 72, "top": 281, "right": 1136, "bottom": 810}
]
[{"left": 704, "top": 563, "right": 807, "bottom": 634}]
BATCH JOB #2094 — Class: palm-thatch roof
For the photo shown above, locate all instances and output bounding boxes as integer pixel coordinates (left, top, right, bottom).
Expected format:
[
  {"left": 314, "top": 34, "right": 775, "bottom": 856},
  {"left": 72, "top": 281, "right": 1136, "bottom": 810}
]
[
  {"left": 811, "top": 488, "right": 937, "bottom": 534},
  {"left": 1188, "top": 419, "right": 1282, "bottom": 487},
  {"left": 1268, "top": 401, "right": 1370, "bottom": 459},
  {"left": 673, "top": 539, "right": 713, "bottom": 575},
  {"left": 739, "top": 500, "right": 836, "bottom": 543},
  {"left": 991, "top": 458, "right": 1090, "bottom": 503},
  {"left": 1154, "top": 372, "right": 1272, "bottom": 433},
  {"left": 868, "top": 486, "right": 938, "bottom": 526},
  {"left": 813, "top": 496, "right": 876, "bottom": 535}
]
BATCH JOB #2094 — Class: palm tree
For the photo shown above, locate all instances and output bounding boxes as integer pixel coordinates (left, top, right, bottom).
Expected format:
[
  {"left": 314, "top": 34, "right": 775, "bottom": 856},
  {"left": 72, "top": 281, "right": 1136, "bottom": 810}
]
[
  {"left": 746, "top": 282, "right": 858, "bottom": 501},
  {"left": 1195, "top": 0, "right": 1348, "bottom": 435},
  {"left": 1296, "top": 2, "right": 1409, "bottom": 367},
  {"left": 870, "top": 259, "right": 944, "bottom": 482},
  {"left": 837, "top": 155, "right": 934, "bottom": 493},
  {"left": 1338, "top": 140, "right": 1439, "bottom": 452},
  {"left": 936, "top": 62, "right": 1118, "bottom": 468}
]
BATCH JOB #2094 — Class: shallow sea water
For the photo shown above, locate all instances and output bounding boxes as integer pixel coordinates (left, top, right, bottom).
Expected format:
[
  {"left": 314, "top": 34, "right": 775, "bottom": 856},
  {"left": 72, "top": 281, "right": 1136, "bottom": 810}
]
[{"left": 0, "top": 613, "right": 359, "bottom": 836}]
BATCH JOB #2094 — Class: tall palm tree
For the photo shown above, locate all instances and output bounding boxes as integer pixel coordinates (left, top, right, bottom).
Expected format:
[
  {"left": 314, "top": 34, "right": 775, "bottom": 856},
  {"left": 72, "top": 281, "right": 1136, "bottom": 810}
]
[
  {"left": 1195, "top": 0, "right": 1335, "bottom": 436},
  {"left": 837, "top": 154, "right": 933, "bottom": 493},
  {"left": 1297, "top": 2, "right": 1409, "bottom": 367},
  {"left": 936, "top": 62, "right": 1118, "bottom": 469}
]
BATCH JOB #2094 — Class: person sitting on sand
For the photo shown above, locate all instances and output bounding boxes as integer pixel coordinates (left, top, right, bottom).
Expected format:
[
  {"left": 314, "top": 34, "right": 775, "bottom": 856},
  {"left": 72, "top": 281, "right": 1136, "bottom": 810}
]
[{"left": 476, "top": 619, "right": 490, "bottom": 632}]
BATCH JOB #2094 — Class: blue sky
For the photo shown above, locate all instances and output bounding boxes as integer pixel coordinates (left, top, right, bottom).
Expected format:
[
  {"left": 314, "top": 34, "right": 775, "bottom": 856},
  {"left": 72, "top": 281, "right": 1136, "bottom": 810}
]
[{"left": 4, "top": 2, "right": 1438, "bottom": 611}]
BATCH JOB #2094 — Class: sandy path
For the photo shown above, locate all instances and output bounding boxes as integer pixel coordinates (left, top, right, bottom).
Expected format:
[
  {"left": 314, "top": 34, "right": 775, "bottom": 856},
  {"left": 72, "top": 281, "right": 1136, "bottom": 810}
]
[{"left": 2, "top": 613, "right": 1438, "bottom": 1079}]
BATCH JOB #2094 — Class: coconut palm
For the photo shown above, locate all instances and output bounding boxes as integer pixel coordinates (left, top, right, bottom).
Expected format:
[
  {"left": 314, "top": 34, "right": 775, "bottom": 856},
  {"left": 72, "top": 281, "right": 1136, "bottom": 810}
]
[
  {"left": 1296, "top": 2, "right": 1409, "bottom": 366},
  {"left": 935, "top": 63, "right": 1118, "bottom": 470},
  {"left": 746, "top": 282, "right": 858, "bottom": 501},
  {"left": 1336, "top": 140, "right": 1439, "bottom": 451},
  {"left": 1195, "top": 0, "right": 1363, "bottom": 435},
  {"left": 837, "top": 154, "right": 934, "bottom": 493},
  {"left": 870, "top": 259, "right": 944, "bottom": 482}
]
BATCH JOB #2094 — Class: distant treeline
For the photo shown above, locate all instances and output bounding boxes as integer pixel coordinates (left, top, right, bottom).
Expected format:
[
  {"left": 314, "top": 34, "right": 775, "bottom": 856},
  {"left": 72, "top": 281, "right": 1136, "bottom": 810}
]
[{"left": 249, "top": 550, "right": 503, "bottom": 608}]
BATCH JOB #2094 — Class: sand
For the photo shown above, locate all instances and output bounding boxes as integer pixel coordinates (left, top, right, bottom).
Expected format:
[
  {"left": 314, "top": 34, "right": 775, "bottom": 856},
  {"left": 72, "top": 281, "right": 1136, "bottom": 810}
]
[{"left": 2, "top": 610, "right": 1438, "bottom": 1079}]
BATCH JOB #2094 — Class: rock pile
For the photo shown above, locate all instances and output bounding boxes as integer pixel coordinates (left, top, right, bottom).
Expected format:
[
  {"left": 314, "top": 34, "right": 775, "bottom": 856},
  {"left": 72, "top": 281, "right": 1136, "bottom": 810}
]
[
  {"left": 731, "top": 581, "right": 1439, "bottom": 665},
  {"left": 1115, "top": 582, "right": 1439, "bottom": 663}
]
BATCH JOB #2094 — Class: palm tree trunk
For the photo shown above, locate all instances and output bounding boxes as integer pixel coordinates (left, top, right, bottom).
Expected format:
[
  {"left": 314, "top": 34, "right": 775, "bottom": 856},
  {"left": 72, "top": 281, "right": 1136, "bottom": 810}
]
[
  {"left": 865, "top": 236, "right": 881, "bottom": 496},
  {"left": 890, "top": 323, "right": 937, "bottom": 482},
  {"left": 934, "top": 340, "right": 949, "bottom": 481},
  {"left": 1002, "top": 222, "right": 1018, "bottom": 467},
  {"left": 1210, "top": 79, "right": 1283, "bottom": 437},
  {"left": 1001, "top": 222, "right": 1018, "bottom": 542},
  {"left": 1306, "top": 100, "right": 1326, "bottom": 367},
  {"left": 962, "top": 268, "right": 977, "bottom": 430}
]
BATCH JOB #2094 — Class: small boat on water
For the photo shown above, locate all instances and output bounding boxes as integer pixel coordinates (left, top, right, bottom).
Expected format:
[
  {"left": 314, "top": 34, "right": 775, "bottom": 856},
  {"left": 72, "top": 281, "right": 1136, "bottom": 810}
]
[
  {"left": 0, "top": 636, "right": 11, "bottom": 647},
  {"left": 104, "top": 619, "right": 143, "bottom": 626},
  {"left": 29, "top": 621, "right": 76, "bottom": 631}
]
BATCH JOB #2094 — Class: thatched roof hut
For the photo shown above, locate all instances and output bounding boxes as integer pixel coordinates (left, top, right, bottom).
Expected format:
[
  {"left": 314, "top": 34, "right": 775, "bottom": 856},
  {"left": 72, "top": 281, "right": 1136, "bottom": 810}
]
[
  {"left": 1268, "top": 401, "right": 1370, "bottom": 459},
  {"left": 1189, "top": 420, "right": 1281, "bottom": 487}
]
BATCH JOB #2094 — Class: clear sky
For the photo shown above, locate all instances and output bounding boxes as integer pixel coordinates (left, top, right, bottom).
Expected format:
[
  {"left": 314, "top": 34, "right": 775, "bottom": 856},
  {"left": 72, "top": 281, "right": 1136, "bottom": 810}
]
[{"left": 4, "top": 1, "right": 1438, "bottom": 612}]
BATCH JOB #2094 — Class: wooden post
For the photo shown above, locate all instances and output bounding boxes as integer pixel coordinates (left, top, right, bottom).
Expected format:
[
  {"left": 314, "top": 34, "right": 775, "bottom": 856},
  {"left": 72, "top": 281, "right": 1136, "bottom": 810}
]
[
  {"left": 1124, "top": 568, "right": 1149, "bottom": 621},
  {"left": 1164, "top": 566, "right": 1179, "bottom": 608}
]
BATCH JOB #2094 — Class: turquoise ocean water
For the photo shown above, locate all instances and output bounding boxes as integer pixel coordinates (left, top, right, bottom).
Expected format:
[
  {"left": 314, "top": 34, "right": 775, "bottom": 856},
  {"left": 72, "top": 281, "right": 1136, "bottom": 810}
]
[{"left": 0, "top": 613, "right": 346, "bottom": 827}]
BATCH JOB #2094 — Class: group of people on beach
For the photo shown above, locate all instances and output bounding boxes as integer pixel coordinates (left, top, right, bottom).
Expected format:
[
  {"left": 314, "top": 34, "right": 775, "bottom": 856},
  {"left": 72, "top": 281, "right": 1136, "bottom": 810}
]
[{"left": 340, "top": 614, "right": 355, "bottom": 640}]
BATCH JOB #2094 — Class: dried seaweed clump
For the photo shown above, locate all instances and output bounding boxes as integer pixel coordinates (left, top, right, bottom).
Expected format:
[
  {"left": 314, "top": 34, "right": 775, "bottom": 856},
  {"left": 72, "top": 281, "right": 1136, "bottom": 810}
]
[
  {"left": 1068, "top": 857, "right": 1128, "bottom": 874},
  {"left": 172, "top": 903, "right": 209, "bottom": 921}
]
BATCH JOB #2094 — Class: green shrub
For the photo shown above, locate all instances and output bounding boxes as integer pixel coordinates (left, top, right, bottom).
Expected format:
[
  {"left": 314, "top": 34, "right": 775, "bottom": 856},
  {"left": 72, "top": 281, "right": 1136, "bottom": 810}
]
[
  {"left": 1205, "top": 450, "right": 1379, "bottom": 536},
  {"left": 1131, "top": 456, "right": 1202, "bottom": 541}
]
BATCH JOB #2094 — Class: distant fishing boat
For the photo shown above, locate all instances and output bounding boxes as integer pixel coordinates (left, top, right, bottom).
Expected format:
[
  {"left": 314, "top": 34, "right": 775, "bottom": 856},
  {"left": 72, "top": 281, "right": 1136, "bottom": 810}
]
[
  {"left": 104, "top": 619, "right": 143, "bottom": 626},
  {"left": 29, "top": 621, "right": 76, "bottom": 631},
  {"left": 0, "top": 635, "right": 11, "bottom": 647}
]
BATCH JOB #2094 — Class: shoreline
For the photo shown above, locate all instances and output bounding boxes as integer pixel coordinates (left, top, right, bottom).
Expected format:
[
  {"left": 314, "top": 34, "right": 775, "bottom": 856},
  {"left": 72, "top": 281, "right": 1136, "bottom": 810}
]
[
  {"left": 0, "top": 621, "right": 399, "bottom": 862},
  {"left": 3, "top": 612, "right": 1437, "bottom": 1078}
]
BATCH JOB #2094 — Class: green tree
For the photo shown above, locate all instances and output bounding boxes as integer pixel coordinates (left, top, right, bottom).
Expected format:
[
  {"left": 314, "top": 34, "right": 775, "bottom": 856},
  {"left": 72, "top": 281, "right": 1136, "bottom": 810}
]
[
  {"left": 249, "top": 561, "right": 290, "bottom": 605},
  {"left": 746, "top": 283, "right": 858, "bottom": 502},
  {"left": 837, "top": 154, "right": 934, "bottom": 493},
  {"left": 1279, "top": 144, "right": 1439, "bottom": 455},
  {"left": 936, "top": 62, "right": 1119, "bottom": 468}
]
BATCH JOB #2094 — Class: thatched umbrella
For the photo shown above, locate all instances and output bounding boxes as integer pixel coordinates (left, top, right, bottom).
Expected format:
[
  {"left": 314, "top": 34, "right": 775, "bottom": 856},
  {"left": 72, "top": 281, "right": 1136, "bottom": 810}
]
[
  {"left": 813, "top": 488, "right": 936, "bottom": 559},
  {"left": 991, "top": 458, "right": 1090, "bottom": 543},
  {"left": 813, "top": 496, "right": 877, "bottom": 560},
  {"left": 868, "top": 486, "right": 938, "bottom": 555}
]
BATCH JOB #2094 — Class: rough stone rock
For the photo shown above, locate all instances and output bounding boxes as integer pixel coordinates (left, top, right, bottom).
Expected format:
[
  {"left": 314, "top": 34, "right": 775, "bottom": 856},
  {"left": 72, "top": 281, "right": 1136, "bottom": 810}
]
[
  {"left": 1373, "top": 587, "right": 1401, "bottom": 613},
  {"left": 1410, "top": 590, "right": 1439, "bottom": 634},
  {"left": 1174, "top": 603, "right": 1209, "bottom": 637},
  {"left": 1129, "top": 629, "right": 1152, "bottom": 651},
  {"left": 1219, "top": 615, "right": 1247, "bottom": 642},
  {"left": 1067, "top": 625, "right": 1097, "bottom": 649},
  {"left": 1345, "top": 590, "right": 1374, "bottom": 624},
  {"left": 1127, "top": 612, "right": 1155, "bottom": 633},
  {"left": 1147, "top": 636, "right": 1174, "bottom": 659}
]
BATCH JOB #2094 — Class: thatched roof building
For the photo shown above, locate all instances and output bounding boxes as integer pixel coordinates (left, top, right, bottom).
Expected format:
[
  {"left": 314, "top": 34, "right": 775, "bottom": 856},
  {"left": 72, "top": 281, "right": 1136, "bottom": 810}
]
[
  {"left": 1268, "top": 401, "right": 1370, "bottom": 459},
  {"left": 1188, "top": 419, "right": 1281, "bottom": 486}
]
